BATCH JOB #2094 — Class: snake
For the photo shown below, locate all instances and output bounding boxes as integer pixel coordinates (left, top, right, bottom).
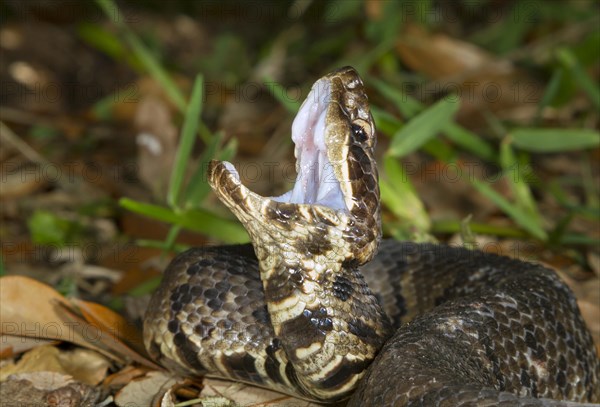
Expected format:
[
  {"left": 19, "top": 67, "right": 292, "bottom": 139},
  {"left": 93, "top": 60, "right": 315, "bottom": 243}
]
[{"left": 143, "top": 67, "right": 600, "bottom": 406}]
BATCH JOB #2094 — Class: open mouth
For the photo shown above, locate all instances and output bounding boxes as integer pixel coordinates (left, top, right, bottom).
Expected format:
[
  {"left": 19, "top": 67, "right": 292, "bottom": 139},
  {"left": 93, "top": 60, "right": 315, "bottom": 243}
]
[{"left": 220, "top": 77, "right": 347, "bottom": 213}]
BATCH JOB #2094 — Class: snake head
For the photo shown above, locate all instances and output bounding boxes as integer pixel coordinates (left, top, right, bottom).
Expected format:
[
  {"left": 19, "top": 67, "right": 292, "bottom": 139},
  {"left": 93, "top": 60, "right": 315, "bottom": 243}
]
[{"left": 208, "top": 67, "right": 380, "bottom": 266}]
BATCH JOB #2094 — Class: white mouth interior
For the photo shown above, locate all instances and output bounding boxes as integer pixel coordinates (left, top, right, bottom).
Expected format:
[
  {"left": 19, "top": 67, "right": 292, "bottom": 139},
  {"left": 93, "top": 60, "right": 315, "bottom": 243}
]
[
  {"left": 221, "top": 78, "right": 346, "bottom": 212},
  {"left": 271, "top": 79, "right": 346, "bottom": 211}
]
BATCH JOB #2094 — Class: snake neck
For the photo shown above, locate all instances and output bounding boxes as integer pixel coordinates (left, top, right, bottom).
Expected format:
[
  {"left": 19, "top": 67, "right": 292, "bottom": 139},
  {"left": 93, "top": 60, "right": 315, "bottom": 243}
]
[{"left": 206, "top": 67, "right": 392, "bottom": 400}]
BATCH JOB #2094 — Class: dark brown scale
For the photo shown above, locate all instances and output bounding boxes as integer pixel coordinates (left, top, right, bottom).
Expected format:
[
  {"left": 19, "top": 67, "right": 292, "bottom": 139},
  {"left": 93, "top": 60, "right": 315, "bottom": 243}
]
[
  {"left": 264, "top": 271, "right": 298, "bottom": 303},
  {"left": 278, "top": 309, "right": 330, "bottom": 357},
  {"left": 332, "top": 274, "right": 354, "bottom": 301}
]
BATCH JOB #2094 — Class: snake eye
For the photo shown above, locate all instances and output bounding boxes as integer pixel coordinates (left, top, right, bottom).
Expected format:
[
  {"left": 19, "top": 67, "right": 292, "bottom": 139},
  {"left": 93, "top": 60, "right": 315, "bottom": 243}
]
[
  {"left": 351, "top": 123, "right": 368, "bottom": 142},
  {"left": 351, "top": 120, "right": 374, "bottom": 147}
]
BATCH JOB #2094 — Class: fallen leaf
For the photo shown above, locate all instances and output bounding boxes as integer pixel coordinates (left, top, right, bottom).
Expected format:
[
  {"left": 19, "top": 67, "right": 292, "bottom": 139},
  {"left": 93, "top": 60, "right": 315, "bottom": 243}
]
[
  {"left": 0, "top": 276, "right": 160, "bottom": 370},
  {"left": 71, "top": 298, "right": 147, "bottom": 356},
  {"left": 114, "top": 371, "right": 182, "bottom": 407},
  {"left": 200, "top": 377, "right": 322, "bottom": 407},
  {"left": 0, "top": 163, "right": 48, "bottom": 200},
  {"left": 0, "top": 276, "right": 109, "bottom": 356},
  {"left": 103, "top": 365, "right": 149, "bottom": 389},
  {"left": 135, "top": 95, "right": 178, "bottom": 198},
  {"left": 395, "top": 24, "right": 542, "bottom": 125},
  {"left": 0, "top": 334, "right": 57, "bottom": 359},
  {"left": 0, "top": 344, "right": 110, "bottom": 385},
  {"left": 159, "top": 388, "right": 176, "bottom": 407},
  {"left": 0, "top": 345, "right": 64, "bottom": 382}
]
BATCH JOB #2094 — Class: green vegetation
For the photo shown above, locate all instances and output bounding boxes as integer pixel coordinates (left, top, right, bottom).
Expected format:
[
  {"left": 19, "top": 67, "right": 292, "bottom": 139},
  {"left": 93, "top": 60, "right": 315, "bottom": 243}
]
[{"left": 88, "top": 0, "right": 599, "bottom": 252}]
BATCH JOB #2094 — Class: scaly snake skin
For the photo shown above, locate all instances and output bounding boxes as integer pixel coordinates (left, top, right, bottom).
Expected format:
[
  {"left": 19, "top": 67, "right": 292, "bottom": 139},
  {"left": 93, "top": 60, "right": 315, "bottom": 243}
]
[{"left": 144, "top": 67, "right": 599, "bottom": 405}]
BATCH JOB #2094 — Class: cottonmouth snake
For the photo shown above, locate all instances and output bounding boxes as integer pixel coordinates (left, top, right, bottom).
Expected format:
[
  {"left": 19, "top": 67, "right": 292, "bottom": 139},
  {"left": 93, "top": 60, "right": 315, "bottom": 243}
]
[{"left": 144, "top": 67, "right": 600, "bottom": 405}]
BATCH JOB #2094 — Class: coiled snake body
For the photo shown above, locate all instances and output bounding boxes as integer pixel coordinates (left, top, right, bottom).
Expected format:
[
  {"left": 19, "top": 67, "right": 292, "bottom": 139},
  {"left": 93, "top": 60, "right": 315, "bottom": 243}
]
[{"left": 144, "top": 67, "right": 599, "bottom": 405}]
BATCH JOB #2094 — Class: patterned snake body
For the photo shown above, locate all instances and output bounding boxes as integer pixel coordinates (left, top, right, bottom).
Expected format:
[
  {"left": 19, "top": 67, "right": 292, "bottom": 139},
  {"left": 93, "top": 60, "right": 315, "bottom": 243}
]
[{"left": 144, "top": 67, "right": 599, "bottom": 405}]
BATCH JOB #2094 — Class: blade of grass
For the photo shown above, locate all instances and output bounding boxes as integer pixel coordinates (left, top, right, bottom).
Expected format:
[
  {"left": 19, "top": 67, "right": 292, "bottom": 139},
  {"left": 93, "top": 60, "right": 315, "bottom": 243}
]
[
  {"left": 96, "top": 0, "right": 186, "bottom": 111},
  {"left": 371, "top": 76, "right": 495, "bottom": 161},
  {"left": 534, "top": 67, "right": 563, "bottom": 125},
  {"left": 509, "top": 128, "right": 600, "bottom": 152},
  {"left": 263, "top": 75, "right": 302, "bottom": 113},
  {"left": 547, "top": 213, "right": 575, "bottom": 245},
  {"left": 443, "top": 123, "right": 496, "bottom": 162},
  {"left": 368, "top": 77, "right": 423, "bottom": 118},
  {"left": 459, "top": 215, "right": 477, "bottom": 250},
  {"left": 471, "top": 179, "right": 548, "bottom": 241},
  {"left": 168, "top": 74, "right": 204, "bottom": 208},
  {"left": 128, "top": 276, "right": 163, "bottom": 297},
  {"left": 431, "top": 219, "right": 528, "bottom": 238},
  {"left": 388, "top": 97, "right": 460, "bottom": 157},
  {"left": 163, "top": 225, "right": 182, "bottom": 253},
  {"left": 556, "top": 47, "right": 600, "bottom": 109},
  {"left": 77, "top": 23, "right": 145, "bottom": 73},
  {"left": 500, "top": 140, "right": 540, "bottom": 218},
  {"left": 371, "top": 106, "right": 403, "bottom": 137},
  {"left": 119, "top": 198, "right": 248, "bottom": 243},
  {"left": 380, "top": 155, "right": 430, "bottom": 232},
  {"left": 559, "top": 234, "right": 600, "bottom": 245},
  {"left": 184, "top": 134, "right": 237, "bottom": 208},
  {"left": 421, "top": 138, "right": 455, "bottom": 162}
]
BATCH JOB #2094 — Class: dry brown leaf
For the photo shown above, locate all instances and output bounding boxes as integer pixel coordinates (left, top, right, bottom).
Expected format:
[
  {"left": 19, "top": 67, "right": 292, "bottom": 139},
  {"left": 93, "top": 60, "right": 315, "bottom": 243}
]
[
  {"left": 114, "top": 371, "right": 182, "bottom": 407},
  {"left": 71, "top": 298, "right": 147, "bottom": 357},
  {"left": 0, "top": 344, "right": 110, "bottom": 385},
  {"left": 135, "top": 95, "right": 178, "bottom": 198},
  {"left": 158, "top": 388, "right": 176, "bottom": 407},
  {"left": 397, "top": 24, "right": 495, "bottom": 80},
  {"left": 200, "top": 377, "right": 322, "bottom": 407},
  {"left": 395, "top": 24, "right": 541, "bottom": 125},
  {"left": 0, "top": 345, "right": 66, "bottom": 382},
  {"left": 0, "top": 334, "right": 57, "bottom": 359},
  {"left": 0, "top": 163, "right": 48, "bottom": 200},
  {"left": 57, "top": 347, "right": 112, "bottom": 385},
  {"left": 103, "top": 365, "right": 149, "bottom": 389},
  {"left": 0, "top": 276, "right": 159, "bottom": 370},
  {"left": 58, "top": 300, "right": 160, "bottom": 371},
  {"left": 0, "top": 276, "right": 109, "bottom": 356}
]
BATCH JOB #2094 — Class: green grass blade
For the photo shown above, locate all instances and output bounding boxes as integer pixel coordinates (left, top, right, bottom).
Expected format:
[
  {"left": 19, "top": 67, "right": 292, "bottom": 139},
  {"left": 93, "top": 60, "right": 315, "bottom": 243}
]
[
  {"left": 380, "top": 155, "right": 430, "bottom": 232},
  {"left": 471, "top": 179, "right": 548, "bottom": 241},
  {"left": 163, "top": 225, "right": 182, "bottom": 252},
  {"left": 371, "top": 78, "right": 494, "bottom": 161},
  {"left": 119, "top": 198, "right": 180, "bottom": 224},
  {"left": 499, "top": 140, "right": 540, "bottom": 217},
  {"left": 556, "top": 47, "right": 600, "bottom": 109},
  {"left": 96, "top": 0, "right": 186, "bottom": 111},
  {"left": 559, "top": 234, "right": 600, "bottom": 246},
  {"left": 534, "top": 67, "right": 563, "bottom": 124},
  {"left": 168, "top": 74, "right": 204, "bottom": 208},
  {"left": 388, "top": 97, "right": 460, "bottom": 157},
  {"left": 119, "top": 198, "right": 248, "bottom": 243},
  {"left": 184, "top": 134, "right": 238, "bottom": 208},
  {"left": 178, "top": 210, "right": 248, "bottom": 243},
  {"left": 443, "top": 123, "right": 496, "bottom": 162},
  {"left": 368, "top": 77, "right": 423, "bottom": 117},
  {"left": 509, "top": 128, "right": 600, "bottom": 152},
  {"left": 77, "top": 23, "right": 144, "bottom": 73},
  {"left": 263, "top": 75, "right": 302, "bottom": 113},
  {"left": 371, "top": 106, "right": 403, "bottom": 137}
]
